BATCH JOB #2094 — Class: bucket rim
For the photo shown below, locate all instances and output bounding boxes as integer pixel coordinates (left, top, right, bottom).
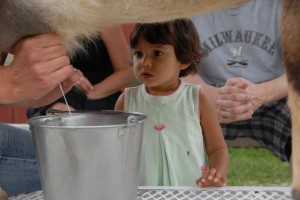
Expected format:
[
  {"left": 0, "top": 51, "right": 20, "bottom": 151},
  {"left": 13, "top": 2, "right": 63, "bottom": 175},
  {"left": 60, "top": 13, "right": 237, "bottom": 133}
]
[{"left": 28, "top": 110, "right": 147, "bottom": 128}]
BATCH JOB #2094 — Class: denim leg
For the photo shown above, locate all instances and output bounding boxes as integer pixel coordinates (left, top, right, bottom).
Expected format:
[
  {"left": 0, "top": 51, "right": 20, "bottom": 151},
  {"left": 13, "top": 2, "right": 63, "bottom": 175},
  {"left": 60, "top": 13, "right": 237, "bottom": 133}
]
[{"left": 0, "top": 123, "right": 41, "bottom": 196}]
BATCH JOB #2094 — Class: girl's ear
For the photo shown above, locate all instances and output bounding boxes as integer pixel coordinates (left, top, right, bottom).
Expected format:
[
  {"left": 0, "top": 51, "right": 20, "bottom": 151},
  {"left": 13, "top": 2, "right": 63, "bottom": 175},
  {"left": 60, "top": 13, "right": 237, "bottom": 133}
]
[{"left": 180, "top": 63, "right": 190, "bottom": 70}]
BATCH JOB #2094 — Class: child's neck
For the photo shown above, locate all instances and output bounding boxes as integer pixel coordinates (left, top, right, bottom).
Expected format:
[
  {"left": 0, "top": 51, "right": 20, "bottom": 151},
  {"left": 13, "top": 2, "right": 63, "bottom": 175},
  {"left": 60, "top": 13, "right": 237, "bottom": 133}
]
[{"left": 145, "top": 79, "right": 181, "bottom": 96}]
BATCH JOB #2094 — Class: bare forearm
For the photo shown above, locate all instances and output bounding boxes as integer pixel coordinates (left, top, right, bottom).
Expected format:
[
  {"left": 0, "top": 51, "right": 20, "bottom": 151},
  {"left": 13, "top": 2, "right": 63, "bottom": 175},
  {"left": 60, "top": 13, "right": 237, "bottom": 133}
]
[
  {"left": 208, "top": 148, "right": 229, "bottom": 178},
  {"left": 258, "top": 73, "right": 288, "bottom": 104},
  {"left": 88, "top": 69, "right": 133, "bottom": 100}
]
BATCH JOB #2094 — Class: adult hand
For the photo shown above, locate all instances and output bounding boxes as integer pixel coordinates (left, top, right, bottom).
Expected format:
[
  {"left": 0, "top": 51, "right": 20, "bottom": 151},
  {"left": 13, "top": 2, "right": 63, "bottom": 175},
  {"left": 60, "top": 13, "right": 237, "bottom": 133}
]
[
  {"left": 73, "top": 71, "right": 94, "bottom": 94},
  {"left": 24, "top": 69, "right": 83, "bottom": 107},
  {"left": 4, "top": 33, "right": 82, "bottom": 107},
  {"left": 217, "top": 78, "right": 254, "bottom": 123},
  {"left": 243, "top": 79, "right": 269, "bottom": 111}
]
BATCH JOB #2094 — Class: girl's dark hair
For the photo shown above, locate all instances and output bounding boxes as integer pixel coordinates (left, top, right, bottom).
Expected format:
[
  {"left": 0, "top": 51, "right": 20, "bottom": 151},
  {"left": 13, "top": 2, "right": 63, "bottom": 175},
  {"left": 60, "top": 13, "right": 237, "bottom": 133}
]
[{"left": 130, "top": 18, "right": 205, "bottom": 77}]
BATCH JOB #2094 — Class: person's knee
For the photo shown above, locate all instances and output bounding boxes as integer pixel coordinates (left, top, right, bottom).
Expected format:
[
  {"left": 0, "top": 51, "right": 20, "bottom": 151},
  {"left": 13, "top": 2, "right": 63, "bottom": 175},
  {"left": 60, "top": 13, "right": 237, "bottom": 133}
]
[
  {"left": 0, "top": 124, "right": 13, "bottom": 155},
  {"left": 0, "top": 123, "right": 24, "bottom": 140},
  {"left": 0, "top": 123, "right": 11, "bottom": 144}
]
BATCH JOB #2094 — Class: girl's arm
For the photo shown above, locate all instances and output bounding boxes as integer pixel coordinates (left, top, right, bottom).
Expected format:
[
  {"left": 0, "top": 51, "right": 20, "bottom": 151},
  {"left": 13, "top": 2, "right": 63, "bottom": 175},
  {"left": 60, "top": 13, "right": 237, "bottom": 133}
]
[
  {"left": 114, "top": 92, "right": 125, "bottom": 111},
  {"left": 198, "top": 88, "right": 229, "bottom": 187}
]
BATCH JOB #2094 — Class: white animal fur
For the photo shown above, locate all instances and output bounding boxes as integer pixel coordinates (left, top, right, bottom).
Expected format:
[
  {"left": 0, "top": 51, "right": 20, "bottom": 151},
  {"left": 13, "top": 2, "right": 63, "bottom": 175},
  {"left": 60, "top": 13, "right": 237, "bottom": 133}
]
[{"left": 0, "top": 0, "right": 245, "bottom": 55}]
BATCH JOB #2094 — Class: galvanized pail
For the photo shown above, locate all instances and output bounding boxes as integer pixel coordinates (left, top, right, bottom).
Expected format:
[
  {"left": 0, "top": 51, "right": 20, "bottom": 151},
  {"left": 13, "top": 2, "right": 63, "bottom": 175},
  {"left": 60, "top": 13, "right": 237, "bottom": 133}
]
[{"left": 29, "top": 111, "right": 147, "bottom": 200}]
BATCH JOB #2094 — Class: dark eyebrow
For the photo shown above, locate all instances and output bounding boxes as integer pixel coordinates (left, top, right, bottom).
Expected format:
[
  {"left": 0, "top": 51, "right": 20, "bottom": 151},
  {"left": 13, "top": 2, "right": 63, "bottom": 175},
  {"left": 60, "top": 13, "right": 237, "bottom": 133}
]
[{"left": 151, "top": 44, "right": 169, "bottom": 50}]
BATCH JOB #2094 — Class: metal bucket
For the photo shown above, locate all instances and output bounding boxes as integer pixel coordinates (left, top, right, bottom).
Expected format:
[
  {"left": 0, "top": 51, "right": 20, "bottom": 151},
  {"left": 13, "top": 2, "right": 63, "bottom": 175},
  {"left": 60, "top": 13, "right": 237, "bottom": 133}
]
[{"left": 29, "top": 111, "right": 147, "bottom": 200}]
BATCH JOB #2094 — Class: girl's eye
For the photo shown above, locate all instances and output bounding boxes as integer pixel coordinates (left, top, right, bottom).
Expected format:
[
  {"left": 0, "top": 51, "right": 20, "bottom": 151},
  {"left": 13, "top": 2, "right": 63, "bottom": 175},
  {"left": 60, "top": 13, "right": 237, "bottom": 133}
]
[
  {"left": 133, "top": 51, "right": 143, "bottom": 59},
  {"left": 154, "top": 50, "right": 162, "bottom": 57}
]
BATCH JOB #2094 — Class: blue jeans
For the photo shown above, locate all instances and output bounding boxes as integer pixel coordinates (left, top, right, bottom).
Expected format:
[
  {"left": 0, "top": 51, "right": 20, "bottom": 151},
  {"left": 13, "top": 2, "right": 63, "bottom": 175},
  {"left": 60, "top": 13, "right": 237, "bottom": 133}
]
[{"left": 0, "top": 123, "right": 41, "bottom": 196}]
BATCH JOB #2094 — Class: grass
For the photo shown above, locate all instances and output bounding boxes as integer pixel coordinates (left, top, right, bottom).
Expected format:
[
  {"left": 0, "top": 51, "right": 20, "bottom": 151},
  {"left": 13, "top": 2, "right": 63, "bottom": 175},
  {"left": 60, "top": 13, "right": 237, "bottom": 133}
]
[{"left": 227, "top": 147, "right": 291, "bottom": 186}]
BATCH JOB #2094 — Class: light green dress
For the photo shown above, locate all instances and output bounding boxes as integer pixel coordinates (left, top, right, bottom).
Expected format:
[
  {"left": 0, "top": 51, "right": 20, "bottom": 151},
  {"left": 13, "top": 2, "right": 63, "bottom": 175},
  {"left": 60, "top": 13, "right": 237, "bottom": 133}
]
[{"left": 125, "top": 81, "right": 208, "bottom": 186}]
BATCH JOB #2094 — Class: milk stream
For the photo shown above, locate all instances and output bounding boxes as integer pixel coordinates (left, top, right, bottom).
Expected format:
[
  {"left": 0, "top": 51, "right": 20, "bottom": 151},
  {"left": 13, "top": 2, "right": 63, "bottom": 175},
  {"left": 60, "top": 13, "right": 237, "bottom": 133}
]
[{"left": 58, "top": 83, "right": 72, "bottom": 116}]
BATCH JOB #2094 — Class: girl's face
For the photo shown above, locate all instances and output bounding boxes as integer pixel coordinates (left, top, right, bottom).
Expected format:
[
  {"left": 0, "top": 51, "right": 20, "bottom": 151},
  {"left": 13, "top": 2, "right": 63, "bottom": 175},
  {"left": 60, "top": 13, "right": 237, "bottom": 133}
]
[{"left": 132, "top": 35, "right": 188, "bottom": 95}]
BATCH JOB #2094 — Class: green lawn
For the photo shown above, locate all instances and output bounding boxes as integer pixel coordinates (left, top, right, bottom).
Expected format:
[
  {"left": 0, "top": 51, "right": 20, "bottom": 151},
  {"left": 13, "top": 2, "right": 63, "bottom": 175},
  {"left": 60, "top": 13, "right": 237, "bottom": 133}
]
[{"left": 227, "top": 147, "right": 291, "bottom": 186}]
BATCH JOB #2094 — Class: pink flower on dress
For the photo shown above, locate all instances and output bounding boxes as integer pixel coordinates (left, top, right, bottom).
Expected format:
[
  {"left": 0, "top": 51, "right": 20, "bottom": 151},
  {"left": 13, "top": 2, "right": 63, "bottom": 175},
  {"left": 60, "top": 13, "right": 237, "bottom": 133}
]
[
  {"left": 154, "top": 124, "right": 165, "bottom": 131},
  {"left": 201, "top": 164, "right": 207, "bottom": 173}
]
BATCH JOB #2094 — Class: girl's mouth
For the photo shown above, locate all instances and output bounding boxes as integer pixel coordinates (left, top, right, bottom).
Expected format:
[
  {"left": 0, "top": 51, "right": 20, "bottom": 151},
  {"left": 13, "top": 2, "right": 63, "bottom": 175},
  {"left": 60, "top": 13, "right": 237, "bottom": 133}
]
[{"left": 141, "top": 72, "right": 153, "bottom": 79}]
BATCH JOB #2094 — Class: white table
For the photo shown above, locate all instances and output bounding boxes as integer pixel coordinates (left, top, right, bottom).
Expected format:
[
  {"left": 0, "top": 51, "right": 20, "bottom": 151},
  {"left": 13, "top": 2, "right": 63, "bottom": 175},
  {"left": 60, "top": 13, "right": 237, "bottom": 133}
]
[
  {"left": 9, "top": 186, "right": 292, "bottom": 200},
  {"left": 7, "top": 124, "right": 292, "bottom": 199}
]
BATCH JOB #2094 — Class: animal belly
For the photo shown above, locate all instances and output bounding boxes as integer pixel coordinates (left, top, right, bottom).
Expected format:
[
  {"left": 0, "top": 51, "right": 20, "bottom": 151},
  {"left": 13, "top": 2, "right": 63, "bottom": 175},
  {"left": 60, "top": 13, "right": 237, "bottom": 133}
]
[{"left": 0, "top": 0, "right": 245, "bottom": 54}]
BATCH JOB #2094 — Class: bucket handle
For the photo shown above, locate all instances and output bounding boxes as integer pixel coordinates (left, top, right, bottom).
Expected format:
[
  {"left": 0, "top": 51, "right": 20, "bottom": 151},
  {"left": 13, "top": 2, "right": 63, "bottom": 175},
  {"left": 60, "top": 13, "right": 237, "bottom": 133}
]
[
  {"left": 45, "top": 117, "right": 64, "bottom": 126},
  {"left": 118, "top": 115, "right": 138, "bottom": 139},
  {"left": 126, "top": 115, "right": 138, "bottom": 128}
]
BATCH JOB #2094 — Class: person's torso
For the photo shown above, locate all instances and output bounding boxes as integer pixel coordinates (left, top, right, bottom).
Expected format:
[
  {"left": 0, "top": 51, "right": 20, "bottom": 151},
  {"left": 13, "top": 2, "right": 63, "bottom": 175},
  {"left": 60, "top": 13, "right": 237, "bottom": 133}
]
[
  {"left": 71, "top": 36, "right": 114, "bottom": 85},
  {"left": 124, "top": 82, "right": 208, "bottom": 186},
  {"left": 191, "top": 0, "right": 284, "bottom": 87}
]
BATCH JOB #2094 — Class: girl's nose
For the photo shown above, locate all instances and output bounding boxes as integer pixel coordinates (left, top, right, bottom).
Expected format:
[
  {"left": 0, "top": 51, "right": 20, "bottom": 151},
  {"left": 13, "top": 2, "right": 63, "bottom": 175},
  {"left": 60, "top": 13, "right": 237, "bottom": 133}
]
[{"left": 141, "top": 56, "right": 151, "bottom": 67}]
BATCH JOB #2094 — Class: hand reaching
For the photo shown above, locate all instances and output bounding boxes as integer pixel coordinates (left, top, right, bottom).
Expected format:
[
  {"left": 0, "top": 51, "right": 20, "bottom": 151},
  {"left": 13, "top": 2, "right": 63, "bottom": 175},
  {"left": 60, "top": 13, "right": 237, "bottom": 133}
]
[
  {"left": 4, "top": 33, "right": 82, "bottom": 107},
  {"left": 196, "top": 167, "right": 226, "bottom": 188},
  {"left": 24, "top": 69, "right": 82, "bottom": 107},
  {"left": 73, "top": 71, "right": 93, "bottom": 94}
]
